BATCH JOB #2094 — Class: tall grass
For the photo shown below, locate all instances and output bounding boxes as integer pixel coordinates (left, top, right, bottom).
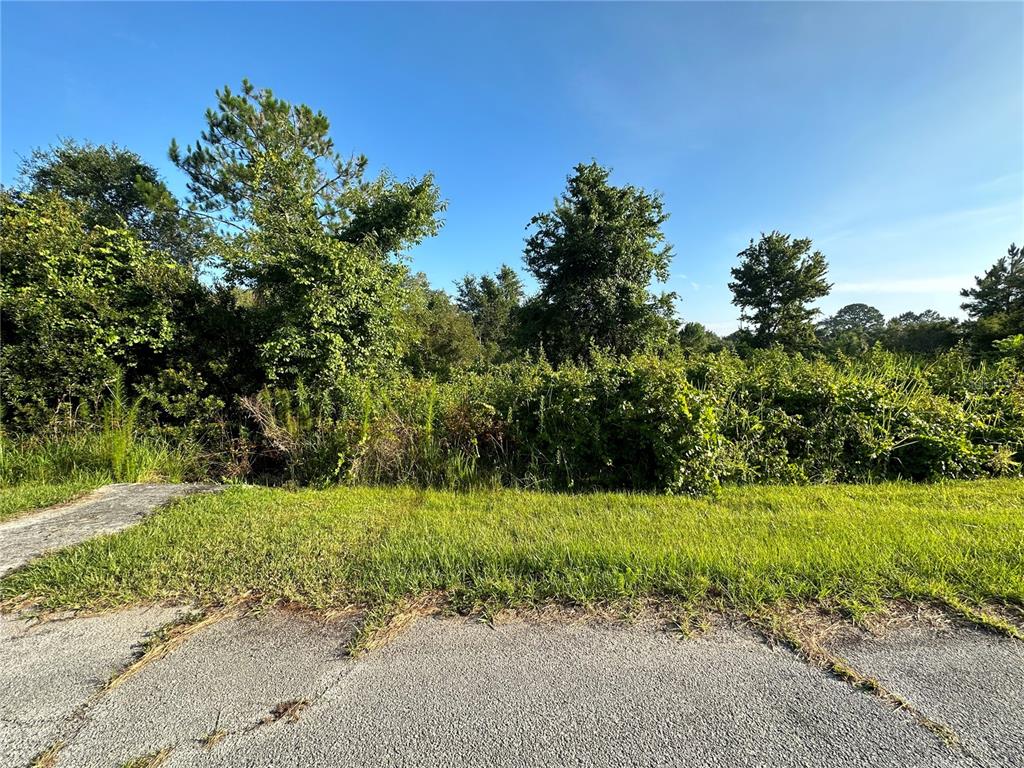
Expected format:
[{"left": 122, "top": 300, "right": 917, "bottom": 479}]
[
  {"left": 241, "top": 379, "right": 501, "bottom": 489},
  {"left": 0, "top": 381, "right": 203, "bottom": 490}
]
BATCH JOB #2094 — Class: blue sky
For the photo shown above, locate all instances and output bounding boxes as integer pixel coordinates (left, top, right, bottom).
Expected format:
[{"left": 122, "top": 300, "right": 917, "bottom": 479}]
[{"left": 3, "top": 2, "right": 1021, "bottom": 332}]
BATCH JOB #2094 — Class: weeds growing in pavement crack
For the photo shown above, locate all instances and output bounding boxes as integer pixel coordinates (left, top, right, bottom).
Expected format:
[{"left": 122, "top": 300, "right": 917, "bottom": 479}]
[
  {"left": 753, "top": 610, "right": 962, "bottom": 748},
  {"left": 344, "top": 599, "right": 433, "bottom": 657},
  {"left": 106, "top": 605, "right": 238, "bottom": 691},
  {"left": 199, "top": 711, "right": 227, "bottom": 750},
  {"left": 119, "top": 748, "right": 172, "bottom": 768},
  {"left": 262, "top": 699, "right": 309, "bottom": 725},
  {"left": 28, "top": 741, "right": 64, "bottom": 768}
]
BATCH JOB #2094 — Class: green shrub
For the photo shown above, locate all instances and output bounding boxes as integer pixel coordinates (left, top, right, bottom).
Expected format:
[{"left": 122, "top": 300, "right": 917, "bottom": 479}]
[
  {"left": 490, "top": 355, "right": 720, "bottom": 494},
  {"left": 709, "top": 348, "right": 1023, "bottom": 484},
  {"left": 0, "top": 191, "right": 198, "bottom": 429},
  {"left": 240, "top": 376, "right": 504, "bottom": 489}
]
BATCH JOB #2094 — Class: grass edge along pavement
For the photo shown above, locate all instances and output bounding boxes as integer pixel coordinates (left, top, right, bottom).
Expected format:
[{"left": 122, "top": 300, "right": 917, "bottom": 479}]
[
  {"left": 1, "top": 479, "right": 1021, "bottom": 630},
  {"left": 0, "top": 480, "right": 105, "bottom": 524}
]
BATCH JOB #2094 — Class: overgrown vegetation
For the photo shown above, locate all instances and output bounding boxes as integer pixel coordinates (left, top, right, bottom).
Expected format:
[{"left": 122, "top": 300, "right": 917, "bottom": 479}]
[
  {"left": 3, "top": 481, "right": 1020, "bottom": 616},
  {"left": 224, "top": 346, "right": 1023, "bottom": 493},
  {"left": 1, "top": 80, "right": 1022, "bottom": 493},
  {"left": 0, "top": 381, "right": 199, "bottom": 507}
]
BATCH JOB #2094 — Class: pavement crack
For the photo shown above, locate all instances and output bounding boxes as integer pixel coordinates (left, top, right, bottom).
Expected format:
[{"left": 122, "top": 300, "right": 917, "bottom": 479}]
[
  {"left": 27, "top": 740, "right": 64, "bottom": 768},
  {"left": 120, "top": 746, "right": 173, "bottom": 768},
  {"left": 753, "top": 610, "right": 966, "bottom": 752},
  {"left": 260, "top": 698, "right": 309, "bottom": 725},
  {"left": 207, "top": 679, "right": 341, "bottom": 748},
  {"left": 25, "top": 606, "right": 233, "bottom": 760},
  {"left": 105, "top": 606, "right": 236, "bottom": 692},
  {"left": 343, "top": 598, "right": 439, "bottom": 657},
  {"left": 933, "top": 594, "right": 1024, "bottom": 641},
  {"left": 198, "top": 713, "right": 228, "bottom": 751}
]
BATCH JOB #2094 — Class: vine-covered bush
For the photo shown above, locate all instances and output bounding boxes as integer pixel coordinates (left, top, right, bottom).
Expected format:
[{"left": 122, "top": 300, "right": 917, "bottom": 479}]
[
  {"left": 0, "top": 192, "right": 196, "bottom": 426},
  {"left": 227, "top": 348, "right": 1022, "bottom": 493},
  {"left": 705, "top": 348, "right": 1023, "bottom": 483},
  {"left": 488, "top": 355, "right": 720, "bottom": 494},
  {"left": 5, "top": 344, "right": 1021, "bottom": 493}
]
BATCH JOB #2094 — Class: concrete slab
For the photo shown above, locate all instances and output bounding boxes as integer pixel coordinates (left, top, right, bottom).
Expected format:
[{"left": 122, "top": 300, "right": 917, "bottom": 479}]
[
  {"left": 54, "top": 609, "right": 358, "bottom": 768},
  {"left": 163, "top": 618, "right": 972, "bottom": 768},
  {"left": 836, "top": 625, "right": 1024, "bottom": 768},
  {"left": 0, "top": 606, "right": 187, "bottom": 767}
]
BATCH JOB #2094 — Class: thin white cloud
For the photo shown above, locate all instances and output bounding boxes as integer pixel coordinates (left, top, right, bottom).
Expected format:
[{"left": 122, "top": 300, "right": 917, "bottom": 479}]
[
  {"left": 705, "top": 321, "right": 739, "bottom": 335},
  {"left": 810, "top": 200, "right": 1022, "bottom": 252},
  {"left": 833, "top": 275, "right": 972, "bottom": 294}
]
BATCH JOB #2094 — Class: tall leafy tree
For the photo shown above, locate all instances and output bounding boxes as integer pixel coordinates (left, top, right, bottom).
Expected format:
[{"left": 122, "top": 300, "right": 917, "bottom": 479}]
[
  {"left": 19, "top": 139, "right": 205, "bottom": 267},
  {"left": 520, "top": 162, "right": 676, "bottom": 362},
  {"left": 401, "top": 273, "right": 481, "bottom": 379},
  {"left": 12, "top": 143, "right": 240, "bottom": 427},
  {"left": 817, "top": 303, "right": 884, "bottom": 354},
  {"left": 961, "top": 242, "right": 1024, "bottom": 346},
  {"left": 677, "top": 322, "right": 724, "bottom": 354},
  {"left": 455, "top": 264, "right": 525, "bottom": 361},
  {"left": 0, "top": 192, "right": 192, "bottom": 425},
  {"left": 881, "top": 310, "right": 961, "bottom": 355},
  {"left": 169, "top": 80, "right": 444, "bottom": 388},
  {"left": 729, "top": 231, "right": 831, "bottom": 349}
]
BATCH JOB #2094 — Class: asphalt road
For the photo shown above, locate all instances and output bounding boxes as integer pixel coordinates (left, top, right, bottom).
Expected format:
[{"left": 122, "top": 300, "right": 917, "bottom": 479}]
[{"left": 2, "top": 608, "right": 1020, "bottom": 768}]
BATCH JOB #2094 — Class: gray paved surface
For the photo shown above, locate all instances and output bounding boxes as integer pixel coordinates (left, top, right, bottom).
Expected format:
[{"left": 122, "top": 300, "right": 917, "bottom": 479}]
[
  {"left": 55, "top": 610, "right": 358, "bottom": 767},
  {"left": 0, "top": 606, "right": 187, "bottom": 767},
  {"left": 836, "top": 625, "right": 1024, "bottom": 768},
  {"left": 3, "top": 609, "right": 1018, "bottom": 768},
  {"left": 0, "top": 483, "right": 215, "bottom": 577}
]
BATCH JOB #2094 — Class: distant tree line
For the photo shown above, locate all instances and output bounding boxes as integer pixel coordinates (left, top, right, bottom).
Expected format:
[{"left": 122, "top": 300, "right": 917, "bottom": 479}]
[{"left": 2, "top": 80, "right": 1021, "bottom": 432}]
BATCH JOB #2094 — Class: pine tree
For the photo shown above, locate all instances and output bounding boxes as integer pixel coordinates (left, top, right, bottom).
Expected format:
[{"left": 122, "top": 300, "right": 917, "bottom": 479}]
[
  {"left": 170, "top": 80, "right": 444, "bottom": 387},
  {"left": 961, "top": 243, "right": 1023, "bottom": 319}
]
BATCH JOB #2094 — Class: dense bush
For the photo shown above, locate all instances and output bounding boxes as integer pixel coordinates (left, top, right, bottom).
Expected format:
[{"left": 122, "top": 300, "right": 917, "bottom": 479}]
[
  {"left": 489, "top": 355, "right": 720, "bottom": 493},
  {"left": 703, "top": 348, "right": 1023, "bottom": 483},
  {"left": 0, "top": 192, "right": 198, "bottom": 426},
  {"left": 5, "top": 343, "right": 1020, "bottom": 494},
  {"left": 214, "top": 348, "right": 1022, "bottom": 493}
]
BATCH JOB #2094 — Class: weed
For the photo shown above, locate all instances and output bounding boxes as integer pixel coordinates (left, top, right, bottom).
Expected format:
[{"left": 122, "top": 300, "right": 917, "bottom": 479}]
[
  {"left": 344, "top": 601, "right": 427, "bottom": 657},
  {"left": 107, "top": 608, "right": 235, "bottom": 691},
  {"left": 754, "top": 608, "right": 961, "bottom": 747},
  {"left": 933, "top": 593, "right": 1023, "bottom": 639},
  {"left": 28, "top": 741, "right": 64, "bottom": 768},
  {"left": 261, "top": 699, "right": 309, "bottom": 725},
  {"left": 199, "top": 729, "right": 226, "bottom": 750},
  {"left": 120, "top": 748, "right": 171, "bottom": 768}
]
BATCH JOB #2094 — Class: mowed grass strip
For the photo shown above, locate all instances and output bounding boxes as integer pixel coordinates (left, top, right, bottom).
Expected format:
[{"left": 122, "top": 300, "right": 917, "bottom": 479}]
[
  {"left": 0, "top": 479, "right": 103, "bottom": 523},
  {"left": 1, "top": 480, "right": 1021, "bottom": 614}
]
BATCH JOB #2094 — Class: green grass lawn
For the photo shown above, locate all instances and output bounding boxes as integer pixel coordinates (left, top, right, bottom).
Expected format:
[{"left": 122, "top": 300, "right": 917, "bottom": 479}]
[
  {"left": 2, "top": 480, "right": 1022, "bottom": 617},
  {"left": 0, "top": 479, "right": 102, "bottom": 523}
]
